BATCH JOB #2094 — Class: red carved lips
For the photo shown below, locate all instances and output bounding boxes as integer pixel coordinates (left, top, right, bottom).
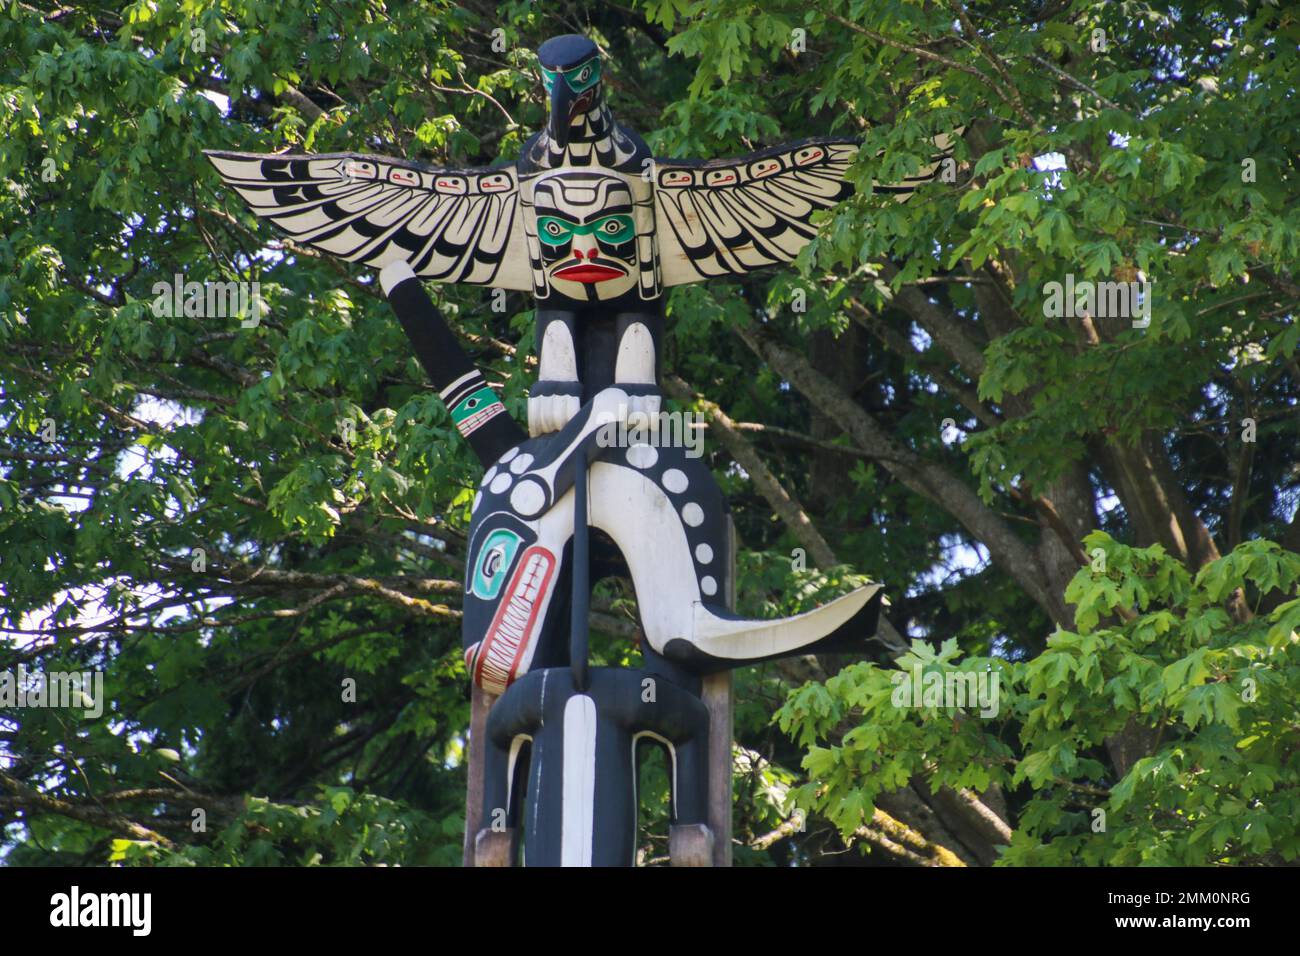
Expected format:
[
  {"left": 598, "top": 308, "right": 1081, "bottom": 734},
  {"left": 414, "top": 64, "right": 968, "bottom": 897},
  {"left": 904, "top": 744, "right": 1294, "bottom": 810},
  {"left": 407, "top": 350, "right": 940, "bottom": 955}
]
[
  {"left": 472, "top": 546, "right": 556, "bottom": 694},
  {"left": 552, "top": 262, "right": 627, "bottom": 283}
]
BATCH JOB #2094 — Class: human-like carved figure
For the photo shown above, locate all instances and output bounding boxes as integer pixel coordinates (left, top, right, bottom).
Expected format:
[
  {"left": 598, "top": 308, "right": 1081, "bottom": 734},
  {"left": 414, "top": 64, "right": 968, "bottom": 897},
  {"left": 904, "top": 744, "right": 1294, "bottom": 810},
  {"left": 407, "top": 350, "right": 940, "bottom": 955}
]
[
  {"left": 206, "top": 33, "right": 955, "bottom": 865},
  {"left": 520, "top": 36, "right": 662, "bottom": 438}
]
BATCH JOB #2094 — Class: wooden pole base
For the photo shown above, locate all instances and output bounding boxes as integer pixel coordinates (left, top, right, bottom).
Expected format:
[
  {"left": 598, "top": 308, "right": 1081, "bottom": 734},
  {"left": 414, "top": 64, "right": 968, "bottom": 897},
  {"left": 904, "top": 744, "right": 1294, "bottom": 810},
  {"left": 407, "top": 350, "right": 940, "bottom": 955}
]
[
  {"left": 702, "top": 671, "right": 733, "bottom": 866},
  {"left": 462, "top": 687, "right": 495, "bottom": 867},
  {"left": 474, "top": 827, "right": 516, "bottom": 867},
  {"left": 669, "top": 823, "right": 715, "bottom": 866}
]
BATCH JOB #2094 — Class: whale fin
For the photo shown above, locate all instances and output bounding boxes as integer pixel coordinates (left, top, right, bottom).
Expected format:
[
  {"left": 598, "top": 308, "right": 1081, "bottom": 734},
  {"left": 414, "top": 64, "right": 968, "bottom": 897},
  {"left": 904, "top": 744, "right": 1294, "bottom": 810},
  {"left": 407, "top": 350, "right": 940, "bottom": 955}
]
[{"left": 659, "top": 584, "right": 884, "bottom": 671}]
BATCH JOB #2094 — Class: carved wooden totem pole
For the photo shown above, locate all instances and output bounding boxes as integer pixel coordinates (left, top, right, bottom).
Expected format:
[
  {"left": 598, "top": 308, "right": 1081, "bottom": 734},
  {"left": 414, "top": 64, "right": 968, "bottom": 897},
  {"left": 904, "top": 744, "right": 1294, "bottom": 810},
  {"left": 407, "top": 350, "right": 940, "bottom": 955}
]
[{"left": 207, "top": 35, "right": 953, "bottom": 866}]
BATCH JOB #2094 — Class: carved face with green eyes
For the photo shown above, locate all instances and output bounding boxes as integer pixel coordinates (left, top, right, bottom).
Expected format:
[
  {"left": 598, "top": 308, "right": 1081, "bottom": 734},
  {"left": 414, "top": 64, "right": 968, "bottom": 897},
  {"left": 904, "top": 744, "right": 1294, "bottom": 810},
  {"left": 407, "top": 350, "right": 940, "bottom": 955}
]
[
  {"left": 531, "top": 173, "right": 639, "bottom": 303},
  {"left": 537, "top": 213, "right": 633, "bottom": 248}
]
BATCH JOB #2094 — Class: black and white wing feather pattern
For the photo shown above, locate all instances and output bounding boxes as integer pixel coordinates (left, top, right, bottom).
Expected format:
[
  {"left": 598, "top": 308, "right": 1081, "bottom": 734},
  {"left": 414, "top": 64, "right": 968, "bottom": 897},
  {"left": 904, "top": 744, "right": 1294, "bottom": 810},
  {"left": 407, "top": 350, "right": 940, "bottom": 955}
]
[
  {"left": 654, "top": 135, "right": 956, "bottom": 286},
  {"left": 204, "top": 151, "right": 532, "bottom": 290}
]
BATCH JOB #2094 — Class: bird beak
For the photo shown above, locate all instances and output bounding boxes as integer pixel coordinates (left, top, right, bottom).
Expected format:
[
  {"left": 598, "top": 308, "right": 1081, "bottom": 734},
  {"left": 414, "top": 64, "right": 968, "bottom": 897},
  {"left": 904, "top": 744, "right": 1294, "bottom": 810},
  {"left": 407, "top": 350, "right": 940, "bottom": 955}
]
[{"left": 548, "top": 80, "right": 576, "bottom": 149}]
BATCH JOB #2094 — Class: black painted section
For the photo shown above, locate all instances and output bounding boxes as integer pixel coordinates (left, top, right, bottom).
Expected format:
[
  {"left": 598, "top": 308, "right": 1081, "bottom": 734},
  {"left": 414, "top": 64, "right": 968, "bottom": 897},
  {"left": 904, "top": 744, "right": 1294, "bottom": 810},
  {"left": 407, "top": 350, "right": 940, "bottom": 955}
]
[
  {"left": 384, "top": 274, "right": 524, "bottom": 466},
  {"left": 483, "top": 667, "right": 709, "bottom": 866}
]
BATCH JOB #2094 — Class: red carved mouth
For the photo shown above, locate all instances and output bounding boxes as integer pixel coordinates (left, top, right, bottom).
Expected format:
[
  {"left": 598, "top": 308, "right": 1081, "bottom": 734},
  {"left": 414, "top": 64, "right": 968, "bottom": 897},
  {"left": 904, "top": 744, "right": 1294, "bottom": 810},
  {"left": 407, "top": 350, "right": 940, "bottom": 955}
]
[
  {"left": 553, "top": 263, "right": 626, "bottom": 283},
  {"left": 472, "top": 546, "right": 556, "bottom": 694}
]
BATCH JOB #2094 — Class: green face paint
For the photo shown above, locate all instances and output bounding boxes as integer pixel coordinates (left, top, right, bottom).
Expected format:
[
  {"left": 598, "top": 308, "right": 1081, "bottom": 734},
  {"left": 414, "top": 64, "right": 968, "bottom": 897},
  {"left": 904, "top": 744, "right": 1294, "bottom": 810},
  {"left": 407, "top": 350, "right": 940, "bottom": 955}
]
[
  {"left": 562, "top": 57, "right": 601, "bottom": 93},
  {"left": 540, "top": 57, "right": 601, "bottom": 95},
  {"left": 451, "top": 385, "right": 505, "bottom": 437},
  {"left": 471, "top": 528, "right": 523, "bottom": 599},
  {"left": 536, "top": 213, "right": 634, "bottom": 247}
]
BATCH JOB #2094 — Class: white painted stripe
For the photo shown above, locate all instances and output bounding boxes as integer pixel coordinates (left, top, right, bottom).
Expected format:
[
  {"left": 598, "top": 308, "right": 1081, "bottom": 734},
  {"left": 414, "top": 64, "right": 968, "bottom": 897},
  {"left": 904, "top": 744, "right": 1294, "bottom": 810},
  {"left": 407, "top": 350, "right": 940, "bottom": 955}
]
[
  {"left": 379, "top": 260, "right": 416, "bottom": 296},
  {"left": 560, "top": 694, "right": 597, "bottom": 867},
  {"left": 439, "top": 370, "right": 478, "bottom": 401},
  {"left": 631, "top": 731, "right": 679, "bottom": 864},
  {"left": 506, "top": 734, "right": 531, "bottom": 809},
  {"left": 634, "top": 731, "right": 678, "bottom": 817}
]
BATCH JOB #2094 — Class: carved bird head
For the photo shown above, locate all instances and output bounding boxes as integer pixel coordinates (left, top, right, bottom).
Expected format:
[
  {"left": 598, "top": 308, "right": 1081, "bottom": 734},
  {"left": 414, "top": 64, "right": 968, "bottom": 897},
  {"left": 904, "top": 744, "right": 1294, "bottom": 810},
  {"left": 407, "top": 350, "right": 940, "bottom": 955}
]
[{"left": 537, "top": 34, "right": 603, "bottom": 150}]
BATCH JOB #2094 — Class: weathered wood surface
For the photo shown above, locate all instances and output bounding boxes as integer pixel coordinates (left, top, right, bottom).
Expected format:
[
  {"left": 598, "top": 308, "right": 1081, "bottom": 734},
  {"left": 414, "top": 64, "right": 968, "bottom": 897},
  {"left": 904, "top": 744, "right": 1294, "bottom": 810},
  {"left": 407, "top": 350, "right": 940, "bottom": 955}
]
[
  {"left": 462, "top": 686, "right": 495, "bottom": 867},
  {"left": 703, "top": 516, "right": 738, "bottom": 867}
]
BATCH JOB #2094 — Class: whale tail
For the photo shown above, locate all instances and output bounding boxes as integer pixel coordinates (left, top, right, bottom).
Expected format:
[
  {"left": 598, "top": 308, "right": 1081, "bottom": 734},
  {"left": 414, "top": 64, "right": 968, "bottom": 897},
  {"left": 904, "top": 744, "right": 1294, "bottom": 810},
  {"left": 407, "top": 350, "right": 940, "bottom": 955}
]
[{"left": 656, "top": 584, "right": 884, "bottom": 672}]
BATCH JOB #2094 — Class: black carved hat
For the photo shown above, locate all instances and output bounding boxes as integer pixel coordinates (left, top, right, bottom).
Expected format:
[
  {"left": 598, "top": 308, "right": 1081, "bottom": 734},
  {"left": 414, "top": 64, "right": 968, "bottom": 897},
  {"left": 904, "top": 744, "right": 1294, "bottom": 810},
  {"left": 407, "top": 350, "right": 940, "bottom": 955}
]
[{"left": 537, "top": 34, "right": 599, "bottom": 70}]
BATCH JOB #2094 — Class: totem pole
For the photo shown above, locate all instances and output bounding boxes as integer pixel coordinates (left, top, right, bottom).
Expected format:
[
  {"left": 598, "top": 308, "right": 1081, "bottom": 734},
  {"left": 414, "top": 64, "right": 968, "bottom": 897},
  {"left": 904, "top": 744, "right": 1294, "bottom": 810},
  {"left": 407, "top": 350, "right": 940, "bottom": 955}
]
[{"left": 207, "top": 34, "right": 954, "bottom": 866}]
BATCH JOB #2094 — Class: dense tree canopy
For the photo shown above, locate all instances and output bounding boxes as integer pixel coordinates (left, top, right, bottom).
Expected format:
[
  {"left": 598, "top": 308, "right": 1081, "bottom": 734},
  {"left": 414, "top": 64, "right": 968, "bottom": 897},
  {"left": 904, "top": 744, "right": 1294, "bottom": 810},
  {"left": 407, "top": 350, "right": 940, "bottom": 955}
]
[{"left": 1, "top": 0, "right": 1297, "bottom": 866}]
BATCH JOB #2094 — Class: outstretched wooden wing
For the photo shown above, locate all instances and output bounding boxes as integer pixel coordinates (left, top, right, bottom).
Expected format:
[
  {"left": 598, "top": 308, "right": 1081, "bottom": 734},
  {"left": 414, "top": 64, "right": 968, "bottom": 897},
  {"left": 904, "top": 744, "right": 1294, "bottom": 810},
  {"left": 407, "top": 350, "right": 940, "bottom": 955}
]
[
  {"left": 204, "top": 150, "right": 532, "bottom": 290},
  {"left": 653, "top": 135, "right": 956, "bottom": 286}
]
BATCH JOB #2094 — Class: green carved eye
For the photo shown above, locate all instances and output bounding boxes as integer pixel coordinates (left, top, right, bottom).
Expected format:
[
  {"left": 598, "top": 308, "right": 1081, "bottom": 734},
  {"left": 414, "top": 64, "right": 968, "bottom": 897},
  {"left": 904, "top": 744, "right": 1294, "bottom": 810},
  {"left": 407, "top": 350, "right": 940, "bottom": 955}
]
[
  {"left": 593, "top": 214, "right": 633, "bottom": 243},
  {"left": 537, "top": 214, "right": 632, "bottom": 246},
  {"left": 563, "top": 57, "right": 601, "bottom": 93},
  {"left": 541, "top": 68, "right": 556, "bottom": 94},
  {"left": 471, "top": 529, "right": 522, "bottom": 600},
  {"left": 537, "top": 216, "right": 576, "bottom": 246}
]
